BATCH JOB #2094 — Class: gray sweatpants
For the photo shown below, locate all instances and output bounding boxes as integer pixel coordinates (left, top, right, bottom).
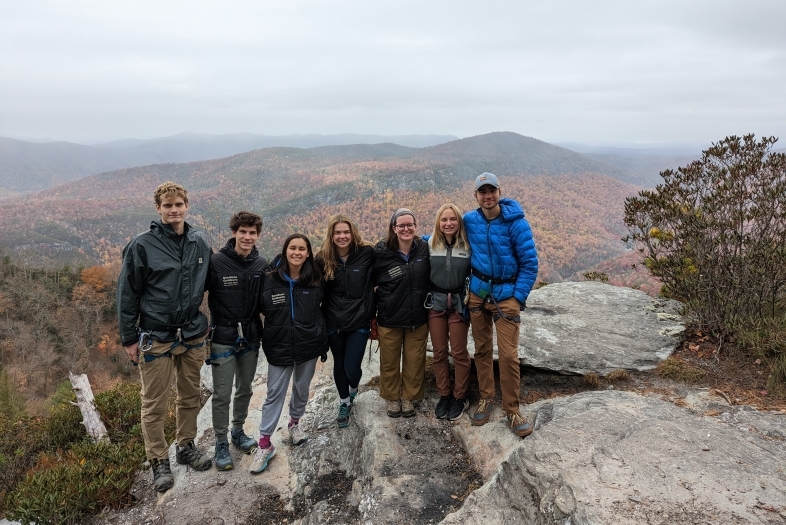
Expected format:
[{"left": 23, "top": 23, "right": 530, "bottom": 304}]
[
  {"left": 210, "top": 343, "right": 259, "bottom": 442},
  {"left": 258, "top": 357, "right": 318, "bottom": 437}
]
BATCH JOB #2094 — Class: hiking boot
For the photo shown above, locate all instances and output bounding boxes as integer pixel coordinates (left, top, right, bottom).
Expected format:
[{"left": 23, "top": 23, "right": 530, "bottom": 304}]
[
  {"left": 231, "top": 428, "right": 258, "bottom": 454},
  {"left": 507, "top": 412, "right": 533, "bottom": 438},
  {"left": 214, "top": 441, "right": 233, "bottom": 471},
  {"left": 472, "top": 398, "right": 494, "bottom": 426},
  {"left": 249, "top": 445, "right": 276, "bottom": 474},
  {"left": 150, "top": 458, "right": 174, "bottom": 493},
  {"left": 337, "top": 402, "right": 351, "bottom": 428},
  {"left": 387, "top": 399, "right": 401, "bottom": 418},
  {"left": 447, "top": 397, "right": 469, "bottom": 421},
  {"left": 435, "top": 395, "right": 452, "bottom": 419},
  {"left": 289, "top": 423, "right": 308, "bottom": 446},
  {"left": 176, "top": 440, "right": 212, "bottom": 471},
  {"left": 401, "top": 399, "right": 415, "bottom": 418}
]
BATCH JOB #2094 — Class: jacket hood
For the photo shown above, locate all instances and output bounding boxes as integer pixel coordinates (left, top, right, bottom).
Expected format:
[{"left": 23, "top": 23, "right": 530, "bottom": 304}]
[
  {"left": 220, "top": 238, "right": 259, "bottom": 261},
  {"left": 499, "top": 198, "right": 525, "bottom": 222}
]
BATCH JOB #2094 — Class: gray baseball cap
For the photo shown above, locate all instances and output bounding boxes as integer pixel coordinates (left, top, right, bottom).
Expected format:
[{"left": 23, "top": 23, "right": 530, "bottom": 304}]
[{"left": 474, "top": 172, "right": 500, "bottom": 190}]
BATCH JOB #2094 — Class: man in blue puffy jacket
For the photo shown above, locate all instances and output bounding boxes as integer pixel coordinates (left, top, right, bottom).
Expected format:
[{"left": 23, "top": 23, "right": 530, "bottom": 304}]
[{"left": 464, "top": 172, "right": 539, "bottom": 438}]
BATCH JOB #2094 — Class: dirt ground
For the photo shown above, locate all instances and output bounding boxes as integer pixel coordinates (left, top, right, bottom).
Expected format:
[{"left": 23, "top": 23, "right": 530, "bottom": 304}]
[{"left": 85, "top": 331, "right": 785, "bottom": 525}]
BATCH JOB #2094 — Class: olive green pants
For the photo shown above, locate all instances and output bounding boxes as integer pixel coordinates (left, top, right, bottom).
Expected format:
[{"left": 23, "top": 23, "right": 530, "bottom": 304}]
[{"left": 209, "top": 343, "right": 259, "bottom": 442}]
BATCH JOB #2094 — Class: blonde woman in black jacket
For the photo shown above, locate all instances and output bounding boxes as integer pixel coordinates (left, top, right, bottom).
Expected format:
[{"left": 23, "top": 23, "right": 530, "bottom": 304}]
[{"left": 373, "top": 208, "right": 430, "bottom": 418}]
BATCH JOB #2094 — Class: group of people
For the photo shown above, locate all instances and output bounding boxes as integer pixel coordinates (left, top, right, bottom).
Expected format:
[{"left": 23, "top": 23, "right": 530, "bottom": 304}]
[{"left": 117, "top": 171, "right": 538, "bottom": 493}]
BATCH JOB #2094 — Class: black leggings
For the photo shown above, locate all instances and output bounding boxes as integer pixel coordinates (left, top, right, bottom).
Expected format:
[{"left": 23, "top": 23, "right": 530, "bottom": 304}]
[{"left": 328, "top": 330, "right": 369, "bottom": 400}]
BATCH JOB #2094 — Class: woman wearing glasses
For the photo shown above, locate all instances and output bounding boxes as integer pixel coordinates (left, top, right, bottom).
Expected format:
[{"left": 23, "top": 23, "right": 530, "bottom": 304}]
[
  {"left": 373, "top": 208, "right": 430, "bottom": 418},
  {"left": 316, "top": 214, "right": 375, "bottom": 428},
  {"left": 425, "top": 204, "right": 472, "bottom": 421}
]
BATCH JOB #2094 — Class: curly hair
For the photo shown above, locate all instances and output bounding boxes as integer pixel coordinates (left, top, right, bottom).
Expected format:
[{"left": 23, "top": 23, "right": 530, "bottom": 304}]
[
  {"left": 229, "top": 211, "right": 263, "bottom": 233},
  {"left": 154, "top": 181, "right": 188, "bottom": 206}
]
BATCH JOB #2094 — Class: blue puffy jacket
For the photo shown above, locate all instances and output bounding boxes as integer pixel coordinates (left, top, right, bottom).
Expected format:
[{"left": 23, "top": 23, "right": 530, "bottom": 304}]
[{"left": 464, "top": 198, "right": 539, "bottom": 305}]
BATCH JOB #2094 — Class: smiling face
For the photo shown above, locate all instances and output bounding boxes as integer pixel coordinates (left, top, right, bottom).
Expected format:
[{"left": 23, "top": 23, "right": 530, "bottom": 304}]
[
  {"left": 155, "top": 196, "right": 189, "bottom": 232},
  {"left": 439, "top": 208, "right": 459, "bottom": 240},
  {"left": 393, "top": 214, "right": 416, "bottom": 244},
  {"left": 286, "top": 237, "right": 310, "bottom": 270},
  {"left": 332, "top": 222, "right": 352, "bottom": 254},
  {"left": 474, "top": 185, "right": 501, "bottom": 214},
  {"left": 232, "top": 225, "right": 260, "bottom": 257}
]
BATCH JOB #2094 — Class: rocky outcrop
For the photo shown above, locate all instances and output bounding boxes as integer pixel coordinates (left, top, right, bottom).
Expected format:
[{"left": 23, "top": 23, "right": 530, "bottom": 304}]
[{"left": 464, "top": 282, "right": 685, "bottom": 375}]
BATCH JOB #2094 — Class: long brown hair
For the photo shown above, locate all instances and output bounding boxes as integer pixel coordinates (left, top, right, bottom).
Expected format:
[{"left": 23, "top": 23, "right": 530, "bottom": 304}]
[
  {"left": 273, "top": 234, "right": 322, "bottom": 287},
  {"left": 315, "top": 214, "right": 371, "bottom": 280}
]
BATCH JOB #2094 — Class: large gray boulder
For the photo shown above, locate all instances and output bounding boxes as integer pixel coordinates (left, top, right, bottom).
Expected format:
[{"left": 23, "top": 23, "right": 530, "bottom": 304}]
[
  {"left": 465, "top": 281, "right": 685, "bottom": 375},
  {"left": 442, "top": 390, "right": 786, "bottom": 525}
]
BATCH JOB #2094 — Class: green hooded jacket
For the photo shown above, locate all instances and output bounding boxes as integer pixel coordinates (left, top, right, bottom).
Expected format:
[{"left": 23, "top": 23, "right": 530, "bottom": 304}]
[{"left": 117, "top": 220, "right": 210, "bottom": 346}]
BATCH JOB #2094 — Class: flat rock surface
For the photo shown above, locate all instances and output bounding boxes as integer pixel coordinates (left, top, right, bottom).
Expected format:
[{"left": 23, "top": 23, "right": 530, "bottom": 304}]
[{"left": 465, "top": 282, "right": 686, "bottom": 375}]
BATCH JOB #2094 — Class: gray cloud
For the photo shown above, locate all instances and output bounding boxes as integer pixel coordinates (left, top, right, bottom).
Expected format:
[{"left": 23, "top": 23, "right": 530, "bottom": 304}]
[{"left": 1, "top": 0, "right": 784, "bottom": 145}]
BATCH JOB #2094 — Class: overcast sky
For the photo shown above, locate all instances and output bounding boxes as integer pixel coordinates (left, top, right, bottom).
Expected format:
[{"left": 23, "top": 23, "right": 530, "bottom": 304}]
[{"left": 2, "top": 1, "right": 785, "bottom": 146}]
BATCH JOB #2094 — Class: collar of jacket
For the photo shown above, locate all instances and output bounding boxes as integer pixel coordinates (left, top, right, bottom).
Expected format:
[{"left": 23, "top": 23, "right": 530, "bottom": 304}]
[
  {"left": 220, "top": 238, "right": 259, "bottom": 262},
  {"left": 150, "top": 220, "right": 196, "bottom": 241}
]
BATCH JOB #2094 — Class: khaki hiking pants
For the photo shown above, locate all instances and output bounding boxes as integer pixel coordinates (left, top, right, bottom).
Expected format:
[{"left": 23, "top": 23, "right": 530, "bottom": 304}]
[
  {"left": 139, "top": 336, "right": 206, "bottom": 461},
  {"left": 377, "top": 324, "right": 429, "bottom": 402}
]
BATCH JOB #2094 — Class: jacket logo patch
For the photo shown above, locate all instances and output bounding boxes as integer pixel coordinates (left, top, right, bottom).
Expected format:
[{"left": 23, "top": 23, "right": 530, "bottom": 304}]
[
  {"left": 302, "top": 291, "right": 310, "bottom": 294},
  {"left": 199, "top": 258, "right": 203, "bottom": 263},
  {"left": 388, "top": 266, "right": 403, "bottom": 279},
  {"left": 271, "top": 293, "right": 286, "bottom": 305},
  {"left": 222, "top": 275, "right": 239, "bottom": 287},
  {"left": 457, "top": 252, "right": 468, "bottom": 257}
]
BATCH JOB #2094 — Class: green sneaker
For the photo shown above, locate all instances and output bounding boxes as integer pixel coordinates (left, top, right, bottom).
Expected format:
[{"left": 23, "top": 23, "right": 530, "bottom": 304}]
[{"left": 337, "top": 402, "right": 351, "bottom": 428}]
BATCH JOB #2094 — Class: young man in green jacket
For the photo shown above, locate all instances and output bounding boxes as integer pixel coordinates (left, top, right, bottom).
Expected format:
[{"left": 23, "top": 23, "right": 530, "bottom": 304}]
[{"left": 117, "top": 182, "right": 212, "bottom": 492}]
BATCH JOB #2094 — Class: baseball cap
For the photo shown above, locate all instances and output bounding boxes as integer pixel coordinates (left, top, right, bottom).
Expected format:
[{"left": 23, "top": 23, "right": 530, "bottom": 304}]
[{"left": 474, "top": 172, "right": 500, "bottom": 190}]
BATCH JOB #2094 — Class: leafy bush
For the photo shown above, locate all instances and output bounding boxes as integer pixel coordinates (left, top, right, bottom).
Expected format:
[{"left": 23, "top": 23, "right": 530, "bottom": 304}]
[
  {"left": 623, "top": 135, "right": 786, "bottom": 386},
  {"left": 582, "top": 271, "right": 609, "bottom": 283}
]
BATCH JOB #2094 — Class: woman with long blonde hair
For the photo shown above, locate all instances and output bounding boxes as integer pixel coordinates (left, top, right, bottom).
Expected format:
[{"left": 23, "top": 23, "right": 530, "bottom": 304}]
[
  {"left": 315, "top": 214, "right": 375, "bottom": 428},
  {"left": 425, "top": 204, "right": 472, "bottom": 421}
]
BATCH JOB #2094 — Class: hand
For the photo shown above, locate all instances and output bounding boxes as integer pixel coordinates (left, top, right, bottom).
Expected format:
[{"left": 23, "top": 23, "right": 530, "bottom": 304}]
[
  {"left": 125, "top": 342, "right": 140, "bottom": 364},
  {"left": 370, "top": 319, "right": 379, "bottom": 341}
]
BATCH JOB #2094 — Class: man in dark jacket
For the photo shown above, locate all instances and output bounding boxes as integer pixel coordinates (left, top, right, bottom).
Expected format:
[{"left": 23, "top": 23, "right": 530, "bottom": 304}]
[
  {"left": 464, "top": 173, "right": 539, "bottom": 438},
  {"left": 117, "top": 182, "right": 212, "bottom": 493},
  {"left": 207, "top": 211, "right": 268, "bottom": 470}
]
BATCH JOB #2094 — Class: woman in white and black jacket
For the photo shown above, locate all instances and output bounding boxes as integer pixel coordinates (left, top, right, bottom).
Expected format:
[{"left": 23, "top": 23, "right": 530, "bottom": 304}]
[
  {"left": 249, "top": 234, "right": 327, "bottom": 475},
  {"left": 373, "top": 208, "right": 430, "bottom": 418},
  {"left": 425, "top": 204, "right": 472, "bottom": 422},
  {"left": 316, "top": 215, "right": 375, "bottom": 429}
]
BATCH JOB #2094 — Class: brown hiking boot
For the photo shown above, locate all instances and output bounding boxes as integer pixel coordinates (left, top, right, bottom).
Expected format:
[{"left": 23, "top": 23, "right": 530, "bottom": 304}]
[
  {"left": 387, "top": 399, "right": 401, "bottom": 418},
  {"left": 507, "top": 412, "right": 533, "bottom": 438},
  {"left": 472, "top": 398, "right": 494, "bottom": 426},
  {"left": 401, "top": 399, "right": 415, "bottom": 418}
]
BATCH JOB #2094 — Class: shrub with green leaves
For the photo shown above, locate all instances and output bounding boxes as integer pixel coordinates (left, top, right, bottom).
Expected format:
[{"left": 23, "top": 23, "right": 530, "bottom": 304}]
[{"left": 623, "top": 134, "right": 786, "bottom": 386}]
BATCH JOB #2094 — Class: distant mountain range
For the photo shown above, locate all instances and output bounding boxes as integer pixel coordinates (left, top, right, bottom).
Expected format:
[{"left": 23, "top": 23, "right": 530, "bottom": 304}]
[
  {"left": 0, "top": 132, "right": 458, "bottom": 197},
  {"left": 0, "top": 132, "right": 660, "bottom": 286}
]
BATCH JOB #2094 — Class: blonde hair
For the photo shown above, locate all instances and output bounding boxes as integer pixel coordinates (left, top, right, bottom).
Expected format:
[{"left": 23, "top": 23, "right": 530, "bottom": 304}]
[
  {"left": 154, "top": 181, "right": 188, "bottom": 206},
  {"left": 430, "top": 204, "right": 468, "bottom": 250},
  {"left": 315, "top": 214, "right": 371, "bottom": 280}
]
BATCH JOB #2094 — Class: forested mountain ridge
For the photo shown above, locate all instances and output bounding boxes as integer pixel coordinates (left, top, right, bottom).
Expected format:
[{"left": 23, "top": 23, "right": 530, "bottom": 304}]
[
  {"left": 0, "top": 133, "right": 458, "bottom": 197},
  {"left": 0, "top": 132, "right": 644, "bottom": 284}
]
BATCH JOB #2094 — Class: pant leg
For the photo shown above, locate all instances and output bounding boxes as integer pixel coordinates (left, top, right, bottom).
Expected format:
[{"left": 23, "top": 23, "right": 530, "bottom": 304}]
[
  {"left": 288, "top": 357, "right": 318, "bottom": 420},
  {"left": 209, "top": 343, "right": 237, "bottom": 441},
  {"left": 172, "top": 336, "right": 206, "bottom": 446},
  {"left": 447, "top": 312, "right": 471, "bottom": 400},
  {"left": 258, "top": 363, "right": 294, "bottom": 437},
  {"left": 139, "top": 339, "right": 176, "bottom": 461},
  {"left": 401, "top": 323, "right": 429, "bottom": 401},
  {"left": 469, "top": 293, "right": 496, "bottom": 401},
  {"left": 493, "top": 297, "right": 523, "bottom": 415},
  {"left": 232, "top": 347, "right": 259, "bottom": 430},
  {"left": 428, "top": 311, "right": 452, "bottom": 397},
  {"left": 329, "top": 332, "right": 350, "bottom": 399},
  {"left": 377, "top": 326, "right": 403, "bottom": 401},
  {"left": 344, "top": 330, "right": 369, "bottom": 390}
]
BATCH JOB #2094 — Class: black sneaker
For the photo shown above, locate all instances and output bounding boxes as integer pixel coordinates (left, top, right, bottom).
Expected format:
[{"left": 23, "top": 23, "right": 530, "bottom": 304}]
[
  {"left": 176, "top": 440, "right": 212, "bottom": 471},
  {"left": 447, "top": 397, "right": 469, "bottom": 421},
  {"left": 214, "top": 441, "right": 233, "bottom": 471},
  {"left": 231, "top": 428, "right": 258, "bottom": 454},
  {"left": 150, "top": 458, "right": 174, "bottom": 493},
  {"left": 435, "top": 395, "right": 452, "bottom": 419}
]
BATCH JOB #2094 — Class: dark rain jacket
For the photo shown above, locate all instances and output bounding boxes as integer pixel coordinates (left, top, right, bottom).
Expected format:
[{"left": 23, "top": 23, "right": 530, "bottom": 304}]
[
  {"left": 319, "top": 245, "right": 375, "bottom": 334},
  {"left": 207, "top": 239, "right": 268, "bottom": 346},
  {"left": 117, "top": 220, "right": 210, "bottom": 346},
  {"left": 372, "top": 238, "right": 430, "bottom": 329},
  {"left": 259, "top": 256, "right": 328, "bottom": 366}
]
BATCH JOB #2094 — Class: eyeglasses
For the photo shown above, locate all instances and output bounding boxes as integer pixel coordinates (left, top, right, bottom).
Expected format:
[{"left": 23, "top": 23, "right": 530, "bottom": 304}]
[{"left": 394, "top": 223, "right": 416, "bottom": 231}]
